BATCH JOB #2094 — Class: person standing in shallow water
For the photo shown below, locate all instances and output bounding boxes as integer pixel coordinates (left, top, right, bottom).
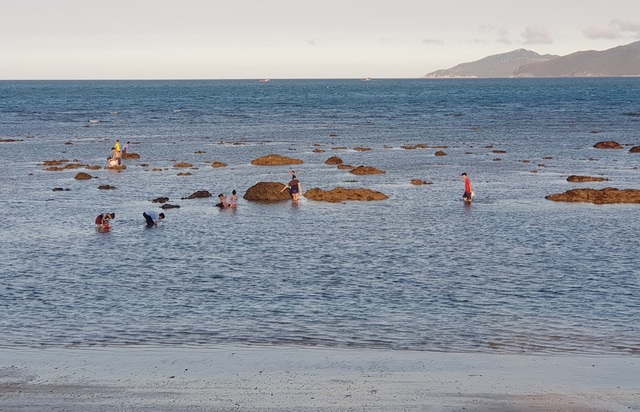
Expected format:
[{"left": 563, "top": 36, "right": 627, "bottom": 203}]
[
  {"left": 228, "top": 190, "right": 238, "bottom": 208},
  {"left": 281, "top": 175, "right": 302, "bottom": 202},
  {"left": 461, "top": 172, "right": 474, "bottom": 202}
]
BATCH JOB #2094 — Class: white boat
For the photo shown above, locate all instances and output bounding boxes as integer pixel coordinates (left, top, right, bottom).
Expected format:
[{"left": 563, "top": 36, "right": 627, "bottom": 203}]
[
  {"left": 259, "top": 79, "right": 271, "bottom": 83},
  {"left": 361, "top": 77, "right": 372, "bottom": 81}
]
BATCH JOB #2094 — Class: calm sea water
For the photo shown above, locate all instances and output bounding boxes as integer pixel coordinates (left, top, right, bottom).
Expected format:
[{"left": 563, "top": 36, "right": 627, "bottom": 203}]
[{"left": 0, "top": 79, "right": 639, "bottom": 355}]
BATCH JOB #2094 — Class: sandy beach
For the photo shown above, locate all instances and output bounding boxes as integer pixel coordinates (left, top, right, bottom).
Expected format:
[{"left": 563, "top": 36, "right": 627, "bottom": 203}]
[{"left": 0, "top": 346, "right": 637, "bottom": 411}]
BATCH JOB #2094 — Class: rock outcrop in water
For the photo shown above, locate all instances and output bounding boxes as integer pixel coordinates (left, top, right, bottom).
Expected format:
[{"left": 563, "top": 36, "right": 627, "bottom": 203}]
[
  {"left": 593, "top": 141, "right": 623, "bottom": 149},
  {"left": 122, "top": 152, "right": 140, "bottom": 159},
  {"left": 74, "top": 172, "right": 94, "bottom": 180},
  {"left": 304, "top": 187, "right": 389, "bottom": 202},
  {"left": 629, "top": 146, "right": 640, "bottom": 153},
  {"left": 545, "top": 188, "right": 640, "bottom": 204},
  {"left": 183, "top": 190, "right": 212, "bottom": 199},
  {"left": 244, "top": 182, "right": 292, "bottom": 201},
  {"left": 211, "top": 161, "right": 228, "bottom": 168},
  {"left": 349, "top": 165, "right": 386, "bottom": 175},
  {"left": 251, "top": 154, "right": 303, "bottom": 166},
  {"left": 566, "top": 175, "right": 609, "bottom": 182},
  {"left": 325, "top": 156, "right": 343, "bottom": 165}
]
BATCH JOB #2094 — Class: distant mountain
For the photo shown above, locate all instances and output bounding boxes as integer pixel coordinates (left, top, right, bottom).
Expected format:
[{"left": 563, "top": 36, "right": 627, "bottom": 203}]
[
  {"left": 424, "top": 41, "right": 640, "bottom": 78},
  {"left": 424, "top": 49, "right": 559, "bottom": 78},
  {"left": 513, "top": 41, "right": 640, "bottom": 77}
]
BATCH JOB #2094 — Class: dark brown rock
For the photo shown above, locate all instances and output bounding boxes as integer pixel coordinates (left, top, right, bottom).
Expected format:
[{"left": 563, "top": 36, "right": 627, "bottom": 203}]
[
  {"left": 545, "top": 188, "right": 640, "bottom": 204},
  {"left": 337, "top": 164, "right": 355, "bottom": 170},
  {"left": 183, "top": 190, "right": 212, "bottom": 199},
  {"left": 52, "top": 188, "right": 70, "bottom": 191},
  {"left": 152, "top": 197, "right": 169, "bottom": 203},
  {"left": 349, "top": 165, "right": 386, "bottom": 175},
  {"left": 411, "top": 179, "right": 433, "bottom": 185},
  {"left": 211, "top": 161, "right": 228, "bottom": 168},
  {"left": 325, "top": 156, "right": 343, "bottom": 165},
  {"left": 98, "top": 185, "right": 116, "bottom": 190},
  {"left": 42, "top": 159, "right": 69, "bottom": 166},
  {"left": 174, "top": 162, "right": 193, "bottom": 168},
  {"left": 629, "top": 146, "right": 640, "bottom": 153},
  {"left": 434, "top": 151, "right": 447, "bottom": 156},
  {"left": 161, "top": 204, "right": 181, "bottom": 209},
  {"left": 304, "top": 187, "right": 389, "bottom": 202},
  {"left": 353, "top": 147, "right": 372, "bottom": 151},
  {"left": 74, "top": 172, "right": 94, "bottom": 180},
  {"left": 567, "top": 175, "right": 609, "bottom": 182},
  {"left": 250, "top": 154, "right": 303, "bottom": 166},
  {"left": 243, "top": 182, "right": 292, "bottom": 202},
  {"left": 177, "top": 172, "right": 192, "bottom": 176},
  {"left": 593, "top": 141, "right": 623, "bottom": 149},
  {"left": 122, "top": 152, "right": 141, "bottom": 159}
]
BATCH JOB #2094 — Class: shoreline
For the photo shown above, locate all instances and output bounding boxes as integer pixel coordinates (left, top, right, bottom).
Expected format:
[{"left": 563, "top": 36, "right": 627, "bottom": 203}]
[{"left": 1, "top": 346, "right": 638, "bottom": 411}]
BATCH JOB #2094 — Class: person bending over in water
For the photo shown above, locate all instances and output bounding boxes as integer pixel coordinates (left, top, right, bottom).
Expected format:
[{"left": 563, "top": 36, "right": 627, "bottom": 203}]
[
  {"left": 95, "top": 212, "right": 115, "bottom": 231},
  {"left": 461, "top": 172, "right": 474, "bottom": 202},
  {"left": 281, "top": 175, "right": 302, "bottom": 201},
  {"left": 215, "top": 193, "right": 229, "bottom": 208},
  {"left": 143, "top": 210, "right": 164, "bottom": 227}
]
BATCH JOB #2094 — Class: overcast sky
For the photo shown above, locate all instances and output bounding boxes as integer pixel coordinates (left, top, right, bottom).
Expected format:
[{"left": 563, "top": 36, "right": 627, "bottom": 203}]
[{"left": 1, "top": 0, "right": 639, "bottom": 79}]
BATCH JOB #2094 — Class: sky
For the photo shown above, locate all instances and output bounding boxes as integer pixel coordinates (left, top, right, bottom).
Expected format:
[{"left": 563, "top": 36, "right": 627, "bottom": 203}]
[{"left": 1, "top": 0, "right": 639, "bottom": 79}]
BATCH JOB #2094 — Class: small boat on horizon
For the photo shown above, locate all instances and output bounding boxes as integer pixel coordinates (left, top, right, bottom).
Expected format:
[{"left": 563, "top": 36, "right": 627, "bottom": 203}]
[
  {"left": 361, "top": 77, "right": 372, "bottom": 81},
  {"left": 259, "top": 79, "right": 271, "bottom": 83}
]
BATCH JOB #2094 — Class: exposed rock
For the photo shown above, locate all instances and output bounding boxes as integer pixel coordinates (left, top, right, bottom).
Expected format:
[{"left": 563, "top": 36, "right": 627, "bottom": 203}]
[
  {"left": 43, "top": 159, "right": 69, "bottom": 166},
  {"left": 152, "top": 197, "right": 169, "bottom": 203},
  {"left": 329, "top": 133, "right": 338, "bottom": 137},
  {"left": 629, "top": 146, "right": 640, "bottom": 153},
  {"left": 493, "top": 150, "right": 508, "bottom": 154},
  {"left": 250, "top": 154, "right": 303, "bottom": 166},
  {"left": 325, "top": 156, "right": 343, "bottom": 165},
  {"left": 161, "top": 204, "right": 181, "bottom": 209},
  {"left": 0, "top": 139, "right": 24, "bottom": 143},
  {"left": 545, "top": 188, "right": 640, "bottom": 204},
  {"left": 354, "top": 147, "right": 372, "bottom": 151},
  {"left": 567, "top": 175, "right": 609, "bottom": 182},
  {"left": 85, "top": 165, "right": 101, "bottom": 170},
  {"left": 243, "top": 182, "right": 292, "bottom": 202},
  {"left": 177, "top": 172, "right": 192, "bottom": 176},
  {"left": 312, "top": 149, "right": 326, "bottom": 153},
  {"left": 98, "top": 185, "right": 116, "bottom": 190},
  {"left": 593, "top": 141, "right": 623, "bottom": 149},
  {"left": 152, "top": 168, "right": 163, "bottom": 172},
  {"left": 332, "top": 146, "right": 348, "bottom": 150},
  {"left": 304, "top": 187, "right": 389, "bottom": 202},
  {"left": 411, "top": 179, "right": 433, "bottom": 185},
  {"left": 349, "top": 165, "right": 386, "bottom": 175},
  {"left": 493, "top": 158, "right": 502, "bottom": 161},
  {"left": 45, "top": 167, "right": 65, "bottom": 171},
  {"left": 183, "top": 190, "right": 212, "bottom": 199},
  {"left": 63, "top": 163, "right": 85, "bottom": 169},
  {"left": 174, "top": 162, "right": 193, "bottom": 168},
  {"left": 434, "top": 151, "right": 447, "bottom": 156},
  {"left": 544, "top": 156, "right": 554, "bottom": 159},
  {"left": 337, "top": 164, "right": 355, "bottom": 170},
  {"left": 211, "top": 162, "right": 228, "bottom": 168},
  {"left": 122, "top": 152, "right": 141, "bottom": 159},
  {"left": 52, "top": 188, "right": 70, "bottom": 192},
  {"left": 64, "top": 141, "right": 73, "bottom": 145},
  {"left": 195, "top": 150, "right": 206, "bottom": 154},
  {"left": 74, "top": 172, "right": 94, "bottom": 180}
]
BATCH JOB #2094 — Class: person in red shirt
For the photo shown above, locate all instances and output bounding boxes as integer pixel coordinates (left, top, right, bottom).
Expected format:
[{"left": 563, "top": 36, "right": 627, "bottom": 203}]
[{"left": 461, "top": 173, "right": 474, "bottom": 202}]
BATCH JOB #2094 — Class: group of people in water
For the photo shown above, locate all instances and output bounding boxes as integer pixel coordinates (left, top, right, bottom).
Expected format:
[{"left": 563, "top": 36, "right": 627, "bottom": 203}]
[
  {"left": 96, "top": 142, "right": 473, "bottom": 232},
  {"left": 107, "top": 139, "right": 131, "bottom": 167}
]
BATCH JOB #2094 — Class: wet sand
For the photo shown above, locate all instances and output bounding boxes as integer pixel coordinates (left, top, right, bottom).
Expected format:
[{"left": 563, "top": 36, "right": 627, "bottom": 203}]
[{"left": 0, "top": 346, "right": 638, "bottom": 411}]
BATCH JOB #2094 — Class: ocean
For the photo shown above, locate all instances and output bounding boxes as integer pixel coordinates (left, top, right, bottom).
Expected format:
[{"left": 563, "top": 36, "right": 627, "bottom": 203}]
[{"left": 0, "top": 78, "right": 638, "bottom": 355}]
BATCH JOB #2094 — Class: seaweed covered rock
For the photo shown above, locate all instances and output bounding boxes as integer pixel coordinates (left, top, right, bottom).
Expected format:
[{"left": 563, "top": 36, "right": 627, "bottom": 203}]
[
  {"left": 566, "top": 175, "right": 608, "bottom": 182},
  {"left": 325, "top": 156, "right": 343, "bottom": 165},
  {"left": 243, "top": 182, "right": 292, "bottom": 202},
  {"left": 349, "top": 165, "right": 385, "bottom": 175},
  {"left": 122, "top": 152, "right": 140, "bottom": 159},
  {"left": 593, "top": 141, "right": 623, "bottom": 149},
  {"left": 304, "top": 187, "right": 389, "bottom": 202},
  {"left": 250, "top": 154, "right": 303, "bottom": 166},
  {"left": 545, "top": 188, "right": 640, "bottom": 204},
  {"left": 74, "top": 172, "right": 94, "bottom": 180},
  {"left": 184, "top": 190, "right": 212, "bottom": 199}
]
